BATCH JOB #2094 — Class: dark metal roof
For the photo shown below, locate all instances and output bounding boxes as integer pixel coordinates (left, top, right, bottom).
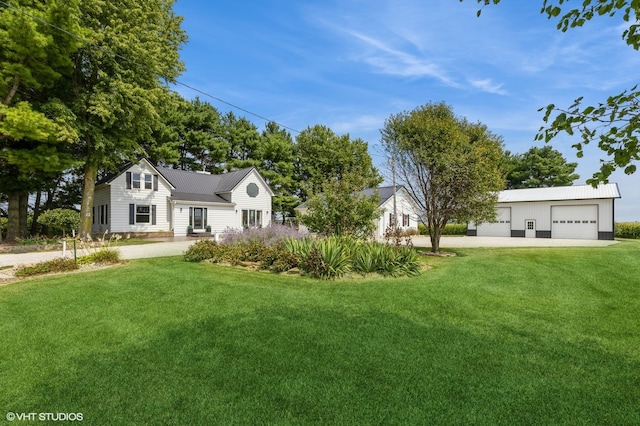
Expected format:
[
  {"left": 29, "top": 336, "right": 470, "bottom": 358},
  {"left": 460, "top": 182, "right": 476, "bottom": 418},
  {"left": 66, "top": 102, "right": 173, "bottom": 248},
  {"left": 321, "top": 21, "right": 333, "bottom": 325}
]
[
  {"left": 360, "top": 185, "right": 404, "bottom": 205},
  {"left": 156, "top": 166, "right": 254, "bottom": 195},
  {"left": 98, "top": 159, "right": 260, "bottom": 204},
  {"left": 96, "top": 162, "right": 134, "bottom": 186}
]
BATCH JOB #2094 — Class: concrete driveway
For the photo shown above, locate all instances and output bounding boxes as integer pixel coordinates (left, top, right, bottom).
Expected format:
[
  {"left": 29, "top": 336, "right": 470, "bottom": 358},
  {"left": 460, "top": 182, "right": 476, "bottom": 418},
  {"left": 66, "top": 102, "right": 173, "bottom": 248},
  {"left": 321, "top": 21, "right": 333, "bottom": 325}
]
[
  {"left": 0, "top": 235, "right": 618, "bottom": 269},
  {"left": 0, "top": 238, "right": 196, "bottom": 269},
  {"left": 410, "top": 235, "right": 619, "bottom": 248}
]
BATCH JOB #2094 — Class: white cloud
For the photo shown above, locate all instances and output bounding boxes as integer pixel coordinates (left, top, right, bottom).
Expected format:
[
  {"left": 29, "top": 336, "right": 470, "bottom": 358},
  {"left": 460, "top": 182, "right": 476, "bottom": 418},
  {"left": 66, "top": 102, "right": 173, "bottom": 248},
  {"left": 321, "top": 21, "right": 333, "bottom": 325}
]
[{"left": 468, "top": 78, "right": 508, "bottom": 95}]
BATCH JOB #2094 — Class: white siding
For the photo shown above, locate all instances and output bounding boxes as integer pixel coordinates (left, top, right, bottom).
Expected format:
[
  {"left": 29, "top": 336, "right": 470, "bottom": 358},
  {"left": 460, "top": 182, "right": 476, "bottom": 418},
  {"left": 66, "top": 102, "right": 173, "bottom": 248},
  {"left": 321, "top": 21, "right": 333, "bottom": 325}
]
[
  {"left": 91, "top": 185, "right": 111, "bottom": 234},
  {"left": 472, "top": 198, "right": 616, "bottom": 240},
  {"left": 99, "top": 161, "right": 173, "bottom": 234},
  {"left": 229, "top": 169, "right": 273, "bottom": 228},
  {"left": 377, "top": 190, "right": 419, "bottom": 238},
  {"left": 172, "top": 169, "right": 273, "bottom": 237}
]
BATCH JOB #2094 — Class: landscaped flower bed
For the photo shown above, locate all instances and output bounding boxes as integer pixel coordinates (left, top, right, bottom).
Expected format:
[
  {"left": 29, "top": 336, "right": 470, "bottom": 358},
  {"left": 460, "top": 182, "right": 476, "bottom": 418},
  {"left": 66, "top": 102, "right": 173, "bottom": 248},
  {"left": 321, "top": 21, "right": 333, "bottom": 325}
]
[{"left": 184, "top": 231, "right": 422, "bottom": 280}]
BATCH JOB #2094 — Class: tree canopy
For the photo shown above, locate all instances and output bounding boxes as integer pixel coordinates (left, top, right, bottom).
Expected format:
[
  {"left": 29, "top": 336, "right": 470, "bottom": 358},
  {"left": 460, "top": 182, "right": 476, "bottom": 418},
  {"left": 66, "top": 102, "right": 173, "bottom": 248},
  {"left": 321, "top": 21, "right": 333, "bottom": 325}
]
[
  {"left": 505, "top": 146, "right": 579, "bottom": 189},
  {"left": 470, "top": 0, "right": 640, "bottom": 184},
  {"left": 295, "top": 125, "right": 382, "bottom": 200},
  {"left": 381, "top": 102, "right": 505, "bottom": 252}
]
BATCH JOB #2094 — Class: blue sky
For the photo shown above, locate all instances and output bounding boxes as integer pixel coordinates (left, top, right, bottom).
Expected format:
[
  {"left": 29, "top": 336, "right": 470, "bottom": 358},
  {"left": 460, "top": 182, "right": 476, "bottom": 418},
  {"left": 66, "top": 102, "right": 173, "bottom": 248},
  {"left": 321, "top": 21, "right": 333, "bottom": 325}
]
[{"left": 173, "top": 0, "right": 639, "bottom": 221}]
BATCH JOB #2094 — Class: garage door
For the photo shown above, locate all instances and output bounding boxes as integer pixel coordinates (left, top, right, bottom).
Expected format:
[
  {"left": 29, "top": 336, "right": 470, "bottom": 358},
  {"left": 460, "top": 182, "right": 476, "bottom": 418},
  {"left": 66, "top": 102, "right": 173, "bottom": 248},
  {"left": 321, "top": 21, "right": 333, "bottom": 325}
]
[
  {"left": 477, "top": 207, "right": 511, "bottom": 237},
  {"left": 551, "top": 205, "right": 598, "bottom": 239}
]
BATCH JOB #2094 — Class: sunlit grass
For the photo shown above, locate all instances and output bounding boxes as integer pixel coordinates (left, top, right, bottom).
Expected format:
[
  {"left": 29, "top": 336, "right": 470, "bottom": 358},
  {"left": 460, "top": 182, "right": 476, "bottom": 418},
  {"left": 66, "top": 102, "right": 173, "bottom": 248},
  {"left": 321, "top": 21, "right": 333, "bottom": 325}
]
[{"left": 1, "top": 241, "right": 639, "bottom": 424}]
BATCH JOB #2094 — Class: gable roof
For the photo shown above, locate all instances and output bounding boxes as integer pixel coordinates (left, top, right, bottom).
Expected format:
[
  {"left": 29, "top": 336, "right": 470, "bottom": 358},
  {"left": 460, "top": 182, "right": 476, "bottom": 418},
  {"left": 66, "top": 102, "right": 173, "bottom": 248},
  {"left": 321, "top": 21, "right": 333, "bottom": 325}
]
[
  {"left": 498, "top": 183, "right": 621, "bottom": 203},
  {"left": 98, "top": 159, "right": 272, "bottom": 204}
]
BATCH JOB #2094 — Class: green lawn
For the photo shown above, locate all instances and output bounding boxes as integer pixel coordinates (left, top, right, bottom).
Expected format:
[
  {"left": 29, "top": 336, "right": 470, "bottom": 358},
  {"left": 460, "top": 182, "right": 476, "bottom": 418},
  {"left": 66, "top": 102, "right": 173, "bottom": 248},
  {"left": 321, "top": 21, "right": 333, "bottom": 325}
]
[{"left": 1, "top": 241, "right": 639, "bottom": 425}]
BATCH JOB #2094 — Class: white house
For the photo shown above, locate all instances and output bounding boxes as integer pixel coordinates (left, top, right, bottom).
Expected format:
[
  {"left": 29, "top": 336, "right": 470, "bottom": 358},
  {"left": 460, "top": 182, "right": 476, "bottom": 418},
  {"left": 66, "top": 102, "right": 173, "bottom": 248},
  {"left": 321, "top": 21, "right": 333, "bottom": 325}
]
[
  {"left": 92, "top": 159, "right": 273, "bottom": 237},
  {"left": 467, "top": 183, "right": 621, "bottom": 240},
  {"left": 362, "top": 186, "right": 420, "bottom": 238},
  {"left": 294, "top": 185, "right": 420, "bottom": 238}
]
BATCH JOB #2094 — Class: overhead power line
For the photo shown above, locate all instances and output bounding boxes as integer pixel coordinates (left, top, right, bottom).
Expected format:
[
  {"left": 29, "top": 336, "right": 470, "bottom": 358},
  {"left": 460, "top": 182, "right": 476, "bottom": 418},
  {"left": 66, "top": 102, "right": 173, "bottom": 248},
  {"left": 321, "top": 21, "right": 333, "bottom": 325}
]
[{"left": 0, "top": 0, "right": 301, "bottom": 134}]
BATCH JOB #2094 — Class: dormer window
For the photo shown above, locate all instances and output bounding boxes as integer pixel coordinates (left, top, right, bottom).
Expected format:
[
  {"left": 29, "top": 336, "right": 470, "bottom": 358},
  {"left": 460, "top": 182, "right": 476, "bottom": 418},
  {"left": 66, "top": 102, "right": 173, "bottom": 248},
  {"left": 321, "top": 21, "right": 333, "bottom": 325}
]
[
  {"left": 127, "top": 172, "right": 157, "bottom": 190},
  {"left": 133, "top": 173, "right": 141, "bottom": 189}
]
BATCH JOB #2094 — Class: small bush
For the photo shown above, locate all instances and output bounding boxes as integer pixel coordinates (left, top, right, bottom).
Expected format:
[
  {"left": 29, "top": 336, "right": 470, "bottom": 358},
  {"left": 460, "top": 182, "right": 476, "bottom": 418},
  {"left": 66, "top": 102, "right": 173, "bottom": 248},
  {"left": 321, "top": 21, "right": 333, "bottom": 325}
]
[
  {"left": 221, "top": 224, "right": 307, "bottom": 246},
  {"left": 418, "top": 223, "right": 467, "bottom": 236},
  {"left": 15, "top": 258, "right": 78, "bottom": 277},
  {"left": 78, "top": 248, "right": 121, "bottom": 265},
  {"left": 615, "top": 222, "right": 640, "bottom": 239},
  {"left": 184, "top": 240, "right": 221, "bottom": 262},
  {"left": 235, "top": 240, "right": 270, "bottom": 263},
  {"left": 260, "top": 243, "right": 300, "bottom": 272},
  {"left": 16, "top": 236, "right": 61, "bottom": 246}
]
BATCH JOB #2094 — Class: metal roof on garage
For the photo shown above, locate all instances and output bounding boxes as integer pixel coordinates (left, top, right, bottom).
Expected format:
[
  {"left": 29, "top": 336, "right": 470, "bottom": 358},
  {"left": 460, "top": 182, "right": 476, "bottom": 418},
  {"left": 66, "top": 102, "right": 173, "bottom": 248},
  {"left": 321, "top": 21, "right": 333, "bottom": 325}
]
[{"left": 498, "top": 183, "right": 621, "bottom": 203}]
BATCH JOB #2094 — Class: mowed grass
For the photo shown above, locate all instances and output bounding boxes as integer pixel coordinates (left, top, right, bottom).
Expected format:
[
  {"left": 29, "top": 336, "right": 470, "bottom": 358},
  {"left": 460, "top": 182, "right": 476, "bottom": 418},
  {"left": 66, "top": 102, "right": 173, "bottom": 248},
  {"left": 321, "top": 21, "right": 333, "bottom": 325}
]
[{"left": 1, "top": 240, "right": 639, "bottom": 425}]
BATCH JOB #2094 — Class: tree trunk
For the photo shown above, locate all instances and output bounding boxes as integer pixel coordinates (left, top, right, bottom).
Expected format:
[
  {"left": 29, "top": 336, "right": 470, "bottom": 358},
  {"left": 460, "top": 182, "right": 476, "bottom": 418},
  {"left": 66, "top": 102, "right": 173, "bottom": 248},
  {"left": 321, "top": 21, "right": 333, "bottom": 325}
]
[
  {"left": 79, "top": 163, "right": 97, "bottom": 241},
  {"left": 6, "top": 192, "right": 19, "bottom": 242},
  {"left": 429, "top": 226, "right": 440, "bottom": 253},
  {"left": 5, "top": 191, "right": 28, "bottom": 241},
  {"left": 30, "top": 190, "right": 42, "bottom": 236},
  {"left": 19, "top": 193, "right": 28, "bottom": 238}
]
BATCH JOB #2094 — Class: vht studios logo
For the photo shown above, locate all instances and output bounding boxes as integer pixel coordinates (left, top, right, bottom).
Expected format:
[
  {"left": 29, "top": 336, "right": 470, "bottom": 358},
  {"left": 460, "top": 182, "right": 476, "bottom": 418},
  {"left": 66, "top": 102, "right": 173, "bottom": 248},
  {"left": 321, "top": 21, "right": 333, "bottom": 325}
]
[{"left": 6, "top": 412, "right": 83, "bottom": 422}]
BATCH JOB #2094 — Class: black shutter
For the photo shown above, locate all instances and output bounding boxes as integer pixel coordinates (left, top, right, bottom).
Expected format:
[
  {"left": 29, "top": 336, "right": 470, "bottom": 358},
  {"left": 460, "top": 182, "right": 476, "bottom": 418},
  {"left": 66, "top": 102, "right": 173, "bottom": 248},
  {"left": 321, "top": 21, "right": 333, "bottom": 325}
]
[
  {"left": 106, "top": 204, "right": 109, "bottom": 225},
  {"left": 126, "top": 172, "right": 132, "bottom": 189},
  {"left": 92, "top": 206, "right": 95, "bottom": 225},
  {"left": 129, "top": 204, "right": 135, "bottom": 225},
  {"left": 153, "top": 174, "right": 159, "bottom": 191},
  {"left": 151, "top": 205, "right": 156, "bottom": 225}
]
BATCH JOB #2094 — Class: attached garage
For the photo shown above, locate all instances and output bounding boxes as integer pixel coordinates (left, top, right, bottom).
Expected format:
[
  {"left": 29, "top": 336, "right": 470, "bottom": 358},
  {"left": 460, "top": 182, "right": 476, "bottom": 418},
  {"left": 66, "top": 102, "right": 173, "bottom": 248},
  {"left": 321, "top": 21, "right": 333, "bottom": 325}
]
[
  {"left": 468, "top": 183, "right": 620, "bottom": 240},
  {"left": 551, "top": 205, "right": 598, "bottom": 240}
]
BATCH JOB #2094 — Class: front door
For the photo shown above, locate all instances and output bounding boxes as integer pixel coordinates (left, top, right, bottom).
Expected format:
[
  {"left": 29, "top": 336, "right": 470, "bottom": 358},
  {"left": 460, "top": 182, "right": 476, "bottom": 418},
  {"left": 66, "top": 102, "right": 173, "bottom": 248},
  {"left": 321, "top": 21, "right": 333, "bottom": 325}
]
[{"left": 525, "top": 219, "right": 536, "bottom": 238}]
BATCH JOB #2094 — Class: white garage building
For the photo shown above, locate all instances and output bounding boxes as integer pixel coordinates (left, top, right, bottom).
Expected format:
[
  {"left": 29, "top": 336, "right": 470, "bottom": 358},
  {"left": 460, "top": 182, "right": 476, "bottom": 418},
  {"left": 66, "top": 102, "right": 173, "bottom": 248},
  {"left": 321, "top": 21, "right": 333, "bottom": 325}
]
[{"left": 467, "top": 183, "right": 621, "bottom": 240}]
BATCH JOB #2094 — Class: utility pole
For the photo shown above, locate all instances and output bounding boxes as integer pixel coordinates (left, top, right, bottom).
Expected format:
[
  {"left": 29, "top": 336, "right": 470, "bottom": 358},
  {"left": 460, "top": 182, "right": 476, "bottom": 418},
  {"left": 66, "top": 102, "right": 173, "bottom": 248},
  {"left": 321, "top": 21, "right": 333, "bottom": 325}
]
[{"left": 391, "top": 154, "right": 397, "bottom": 228}]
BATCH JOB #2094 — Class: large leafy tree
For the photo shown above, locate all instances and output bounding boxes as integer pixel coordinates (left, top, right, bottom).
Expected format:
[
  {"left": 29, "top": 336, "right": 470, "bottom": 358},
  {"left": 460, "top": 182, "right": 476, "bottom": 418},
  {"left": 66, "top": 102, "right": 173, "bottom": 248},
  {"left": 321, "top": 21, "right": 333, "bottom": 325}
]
[
  {"left": 67, "top": 0, "right": 186, "bottom": 239},
  {"left": 381, "top": 102, "right": 504, "bottom": 252},
  {"left": 147, "top": 95, "right": 228, "bottom": 172},
  {"left": 223, "top": 112, "right": 261, "bottom": 171},
  {"left": 470, "top": 0, "right": 640, "bottom": 183},
  {"left": 256, "top": 122, "right": 299, "bottom": 223},
  {"left": 295, "top": 125, "right": 382, "bottom": 201},
  {"left": 505, "top": 146, "right": 579, "bottom": 189},
  {"left": 0, "top": 1, "right": 81, "bottom": 241}
]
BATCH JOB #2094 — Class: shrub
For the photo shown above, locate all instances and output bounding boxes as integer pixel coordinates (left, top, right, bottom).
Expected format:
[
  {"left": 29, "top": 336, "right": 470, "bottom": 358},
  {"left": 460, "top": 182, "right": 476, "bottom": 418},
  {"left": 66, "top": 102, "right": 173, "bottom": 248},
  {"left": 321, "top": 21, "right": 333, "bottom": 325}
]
[
  {"left": 37, "top": 208, "right": 80, "bottom": 237},
  {"left": 15, "top": 258, "right": 78, "bottom": 277},
  {"left": 259, "top": 243, "right": 300, "bottom": 272},
  {"left": 16, "top": 236, "right": 61, "bottom": 246},
  {"left": 418, "top": 223, "right": 467, "bottom": 236},
  {"left": 184, "top": 240, "right": 221, "bottom": 262},
  {"left": 297, "top": 237, "right": 351, "bottom": 280},
  {"left": 78, "top": 248, "right": 121, "bottom": 265},
  {"left": 235, "top": 240, "right": 269, "bottom": 263},
  {"left": 221, "top": 224, "right": 307, "bottom": 246},
  {"left": 615, "top": 222, "right": 640, "bottom": 239},
  {"left": 351, "top": 243, "right": 379, "bottom": 275}
]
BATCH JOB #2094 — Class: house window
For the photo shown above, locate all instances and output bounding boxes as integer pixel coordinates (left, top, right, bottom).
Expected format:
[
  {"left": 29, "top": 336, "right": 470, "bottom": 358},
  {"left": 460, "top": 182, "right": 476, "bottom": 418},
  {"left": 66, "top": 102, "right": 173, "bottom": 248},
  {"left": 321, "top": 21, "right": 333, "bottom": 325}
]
[
  {"left": 144, "top": 174, "right": 152, "bottom": 189},
  {"left": 133, "top": 173, "right": 141, "bottom": 189},
  {"left": 242, "top": 209, "right": 262, "bottom": 228},
  {"left": 95, "top": 205, "right": 109, "bottom": 225},
  {"left": 402, "top": 214, "right": 409, "bottom": 227},
  {"left": 136, "top": 205, "right": 150, "bottom": 223}
]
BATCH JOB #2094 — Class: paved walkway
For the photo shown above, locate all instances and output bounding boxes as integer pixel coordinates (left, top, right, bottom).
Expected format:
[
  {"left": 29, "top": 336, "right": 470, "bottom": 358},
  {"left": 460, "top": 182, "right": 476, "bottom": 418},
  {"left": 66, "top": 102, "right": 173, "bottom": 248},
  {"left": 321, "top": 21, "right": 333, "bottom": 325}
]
[{"left": 0, "top": 235, "right": 618, "bottom": 269}]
